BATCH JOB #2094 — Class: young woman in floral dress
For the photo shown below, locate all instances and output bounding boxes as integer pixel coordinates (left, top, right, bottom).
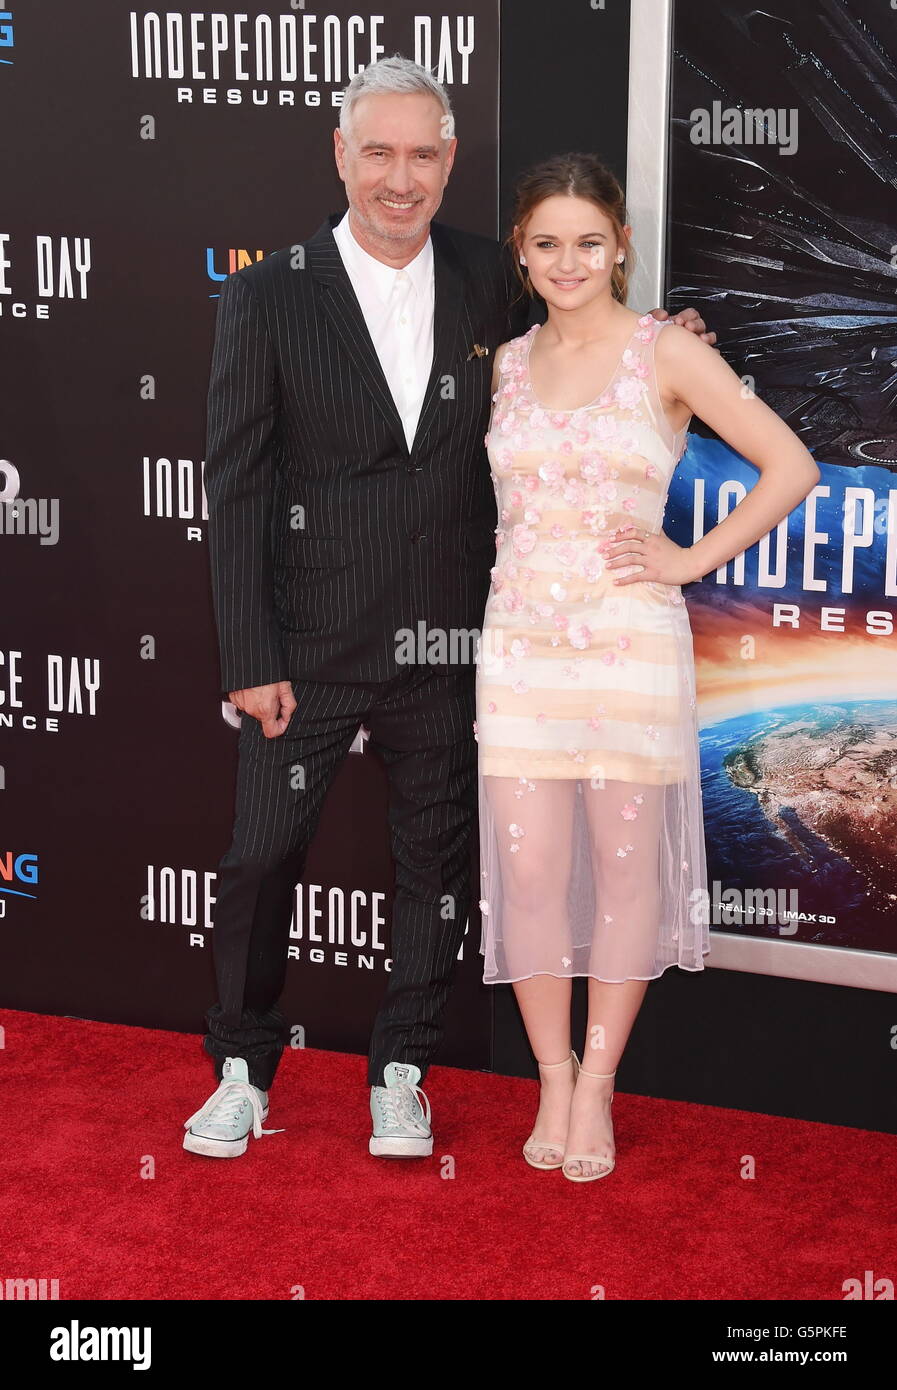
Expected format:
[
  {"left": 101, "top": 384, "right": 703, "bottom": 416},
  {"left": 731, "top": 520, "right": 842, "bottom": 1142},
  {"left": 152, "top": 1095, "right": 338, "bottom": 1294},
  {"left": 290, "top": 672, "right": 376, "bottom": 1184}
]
[{"left": 475, "top": 154, "right": 820, "bottom": 1182}]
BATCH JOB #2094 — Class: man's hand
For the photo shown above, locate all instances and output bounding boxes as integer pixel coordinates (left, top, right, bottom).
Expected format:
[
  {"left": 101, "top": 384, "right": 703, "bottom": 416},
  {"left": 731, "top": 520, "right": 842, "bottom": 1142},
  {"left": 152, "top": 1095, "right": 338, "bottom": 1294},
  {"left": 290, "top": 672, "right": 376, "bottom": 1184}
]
[
  {"left": 651, "top": 305, "right": 717, "bottom": 347},
  {"left": 229, "top": 680, "right": 297, "bottom": 738}
]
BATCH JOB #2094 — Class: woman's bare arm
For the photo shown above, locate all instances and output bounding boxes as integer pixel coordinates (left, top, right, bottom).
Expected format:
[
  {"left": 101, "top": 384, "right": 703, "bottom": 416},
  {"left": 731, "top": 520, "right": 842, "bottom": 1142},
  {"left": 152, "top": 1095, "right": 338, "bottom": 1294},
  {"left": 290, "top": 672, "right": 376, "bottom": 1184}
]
[{"left": 605, "top": 324, "right": 821, "bottom": 586}]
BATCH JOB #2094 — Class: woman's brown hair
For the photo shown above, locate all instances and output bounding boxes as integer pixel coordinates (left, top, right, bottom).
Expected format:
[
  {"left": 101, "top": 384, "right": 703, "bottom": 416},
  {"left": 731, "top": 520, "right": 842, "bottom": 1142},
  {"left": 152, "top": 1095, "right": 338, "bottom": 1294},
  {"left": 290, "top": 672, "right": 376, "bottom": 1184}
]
[{"left": 507, "top": 152, "right": 634, "bottom": 305}]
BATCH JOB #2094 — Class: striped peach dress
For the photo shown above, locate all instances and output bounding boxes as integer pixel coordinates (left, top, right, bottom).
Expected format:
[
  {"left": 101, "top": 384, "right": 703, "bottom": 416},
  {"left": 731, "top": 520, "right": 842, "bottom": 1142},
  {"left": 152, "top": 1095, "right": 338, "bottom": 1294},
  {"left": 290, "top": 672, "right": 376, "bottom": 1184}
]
[{"left": 475, "top": 314, "right": 710, "bottom": 984}]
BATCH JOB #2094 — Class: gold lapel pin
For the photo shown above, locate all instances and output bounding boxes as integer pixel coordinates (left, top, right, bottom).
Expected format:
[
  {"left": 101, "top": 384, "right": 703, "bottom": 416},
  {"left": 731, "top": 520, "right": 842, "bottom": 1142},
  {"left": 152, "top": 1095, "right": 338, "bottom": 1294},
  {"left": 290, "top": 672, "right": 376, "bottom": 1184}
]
[{"left": 467, "top": 343, "right": 489, "bottom": 360}]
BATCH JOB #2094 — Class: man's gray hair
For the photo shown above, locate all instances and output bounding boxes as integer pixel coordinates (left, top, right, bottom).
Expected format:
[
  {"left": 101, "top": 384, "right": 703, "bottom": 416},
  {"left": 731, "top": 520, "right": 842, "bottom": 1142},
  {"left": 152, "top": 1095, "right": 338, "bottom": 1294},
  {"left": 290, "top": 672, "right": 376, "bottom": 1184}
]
[{"left": 339, "top": 54, "right": 453, "bottom": 140}]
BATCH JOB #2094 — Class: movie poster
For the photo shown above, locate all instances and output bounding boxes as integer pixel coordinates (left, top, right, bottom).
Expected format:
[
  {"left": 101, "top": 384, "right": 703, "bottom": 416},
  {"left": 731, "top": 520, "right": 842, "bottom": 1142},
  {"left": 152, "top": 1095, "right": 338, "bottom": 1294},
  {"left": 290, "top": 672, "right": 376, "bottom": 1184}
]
[{"left": 668, "top": 0, "right": 897, "bottom": 965}]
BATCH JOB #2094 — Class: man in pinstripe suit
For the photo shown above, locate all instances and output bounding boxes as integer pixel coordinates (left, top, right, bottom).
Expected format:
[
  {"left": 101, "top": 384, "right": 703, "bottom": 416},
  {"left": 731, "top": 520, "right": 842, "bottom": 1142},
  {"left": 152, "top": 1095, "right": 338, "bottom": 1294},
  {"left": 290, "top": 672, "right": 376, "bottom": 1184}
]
[{"left": 183, "top": 56, "right": 713, "bottom": 1160}]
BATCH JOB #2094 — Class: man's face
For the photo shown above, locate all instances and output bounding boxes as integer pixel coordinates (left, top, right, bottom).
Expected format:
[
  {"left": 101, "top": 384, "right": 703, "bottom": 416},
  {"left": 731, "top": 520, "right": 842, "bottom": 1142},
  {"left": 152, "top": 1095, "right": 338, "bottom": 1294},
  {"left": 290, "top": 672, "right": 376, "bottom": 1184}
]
[{"left": 334, "top": 91, "right": 457, "bottom": 247}]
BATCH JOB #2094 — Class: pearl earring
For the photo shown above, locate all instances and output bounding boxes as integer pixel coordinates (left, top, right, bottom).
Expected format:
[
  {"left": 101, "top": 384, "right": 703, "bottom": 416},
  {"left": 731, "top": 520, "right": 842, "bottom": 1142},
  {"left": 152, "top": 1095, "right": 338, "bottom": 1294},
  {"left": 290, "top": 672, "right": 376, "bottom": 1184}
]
[
  {"left": 519, "top": 256, "right": 527, "bottom": 266},
  {"left": 615, "top": 253, "right": 624, "bottom": 264}
]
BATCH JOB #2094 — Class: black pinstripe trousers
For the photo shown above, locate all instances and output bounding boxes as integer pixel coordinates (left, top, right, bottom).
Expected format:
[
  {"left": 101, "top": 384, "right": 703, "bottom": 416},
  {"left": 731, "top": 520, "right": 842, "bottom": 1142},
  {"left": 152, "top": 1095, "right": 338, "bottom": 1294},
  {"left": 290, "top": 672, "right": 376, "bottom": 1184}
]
[{"left": 203, "top": 665, "right": 477, "bottom": 1089}]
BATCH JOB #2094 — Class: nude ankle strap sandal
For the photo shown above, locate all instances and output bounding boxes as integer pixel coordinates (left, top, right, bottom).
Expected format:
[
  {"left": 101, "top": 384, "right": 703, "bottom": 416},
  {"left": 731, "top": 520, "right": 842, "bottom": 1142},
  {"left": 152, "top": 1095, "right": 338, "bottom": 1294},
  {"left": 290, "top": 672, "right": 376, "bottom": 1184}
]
[
  {"left": 562, "top": 1067, "right": 616, "bottom": 1183},
  {"left": 522, "top": 1051, "right": 580, "bottom": 1170}
]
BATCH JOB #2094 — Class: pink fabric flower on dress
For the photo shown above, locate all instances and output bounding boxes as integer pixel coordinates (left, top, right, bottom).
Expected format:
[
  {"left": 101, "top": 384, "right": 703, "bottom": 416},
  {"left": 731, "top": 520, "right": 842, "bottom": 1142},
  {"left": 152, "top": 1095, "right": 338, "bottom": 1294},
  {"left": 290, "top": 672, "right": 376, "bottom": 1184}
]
[
  {"left": 617, "top": 635, "right": 631, "bottom": 650},
  {"left": 511, "top": 524, "right": 537, "bottom": 558},
  {"left": 555, "top": 542, "right": 578, "bottom": 568},
  {"left": 579, "top": 454, "right": 607, "bottom": 483},
  {"left": 503, "top": 588, "right": 524, "bottom": 614},
  {"left": 511, "top": 679, "right": 529, "bottom": 694},
  {"left": 614, "top": 377, "right": 644, "bottom": 409},
  {"left": 550, "top": 583, "right": 568, "bottom": 602},
  {"left": 559, "top": 439, "right": 574, "bottom": 456},
  {"left": 600, "top": 651, "right": 616, "bottom": 666},
  {"left": 524, "top": 476, "right": 539, "bottom": 492},
  {"left": 510, "top": 638, "right": 531, "bottom": 658},
  {"left": 593, "top": 414, "right": 618, "bottom": 441},
  {"left": 562, "top": 478, "right": 583, "bottom": 507},
  {"left": 553, "top": 613, "right": 569, "bottom": 630},
  {"left": 523, "top": 505, "right": 541, "bottom": 525},
  {"left": 550, "top": 523, "right": 567, "bottom": 539},
  {"left": 622, "top": 496, "right": 638, "bottom": 512},
  {"left": 538, "top": 459, "right": 564, "bottom": 487},
  {"left": 568, "top": 623, "right": 591, "bottom": 650},
  {"left": 621, "top": 803, "right": 638, "bottom": 820},
  {"left": 509, "top": 823, "right": 525, "bottom": 838},
  {"left": 509, "top": 489, "right": 523, "bottom": 508},
  {"left": 583, "top": 552, "right": 605, "bottom": 582},
  {"left": 622, "top": 348, "right": 650, "bottom": 380},
  {"left": 598, "top": 481, "right": 618, "bottom": 503},
  {"left": 529, "top": 407, "right": 549, "bottom": 428}
]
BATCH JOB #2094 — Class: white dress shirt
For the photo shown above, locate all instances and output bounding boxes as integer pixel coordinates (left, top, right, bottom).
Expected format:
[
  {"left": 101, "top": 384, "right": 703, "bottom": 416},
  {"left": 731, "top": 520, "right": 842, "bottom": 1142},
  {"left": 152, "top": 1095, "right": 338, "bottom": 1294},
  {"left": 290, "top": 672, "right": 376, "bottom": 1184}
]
[{"left": 332, "top": 210, "right": 435, "bottom": 451}]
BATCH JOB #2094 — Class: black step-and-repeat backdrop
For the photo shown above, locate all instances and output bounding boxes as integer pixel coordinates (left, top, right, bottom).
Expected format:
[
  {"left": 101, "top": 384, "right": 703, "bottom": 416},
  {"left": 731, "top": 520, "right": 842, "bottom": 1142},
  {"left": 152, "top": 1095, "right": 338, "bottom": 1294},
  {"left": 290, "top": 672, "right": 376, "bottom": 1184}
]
[{"left": 0, "top": 2, "right": 501, "bottom": 1069}]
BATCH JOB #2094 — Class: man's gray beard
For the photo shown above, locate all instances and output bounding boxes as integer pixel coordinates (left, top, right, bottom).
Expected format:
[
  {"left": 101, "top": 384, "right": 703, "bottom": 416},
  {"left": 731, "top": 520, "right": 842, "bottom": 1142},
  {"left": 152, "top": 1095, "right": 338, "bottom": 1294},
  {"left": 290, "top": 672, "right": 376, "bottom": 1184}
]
[{"left": 367, "top": 213, "right": 430, "bottom": 243}]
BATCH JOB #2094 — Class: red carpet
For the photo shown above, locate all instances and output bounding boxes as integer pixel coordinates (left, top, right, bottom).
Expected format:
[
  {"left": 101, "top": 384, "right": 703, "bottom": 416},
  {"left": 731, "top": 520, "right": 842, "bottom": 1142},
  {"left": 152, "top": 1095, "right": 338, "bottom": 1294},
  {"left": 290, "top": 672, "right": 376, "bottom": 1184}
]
[{"left": 1, "top": 1008, "right": 893, "bottom": 1301}]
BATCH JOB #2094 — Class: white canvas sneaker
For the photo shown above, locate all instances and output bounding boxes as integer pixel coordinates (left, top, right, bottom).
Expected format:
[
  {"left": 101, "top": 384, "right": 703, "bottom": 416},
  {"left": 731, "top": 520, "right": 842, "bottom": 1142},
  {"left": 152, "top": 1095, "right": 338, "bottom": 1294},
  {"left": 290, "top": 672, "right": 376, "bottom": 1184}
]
[
  {"left": 369, "top": 1061, "right": 433, "bottom": 1157},
  {"left": 183, "top": 1056, "right": 283, "bottom": 1158}
]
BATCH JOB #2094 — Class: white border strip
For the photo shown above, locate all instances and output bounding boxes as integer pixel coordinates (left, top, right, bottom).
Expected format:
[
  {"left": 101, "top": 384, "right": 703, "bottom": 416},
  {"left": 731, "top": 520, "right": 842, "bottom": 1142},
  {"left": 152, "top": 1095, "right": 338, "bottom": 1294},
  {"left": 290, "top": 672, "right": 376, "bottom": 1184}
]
[
  {"left": 707, "top": 932, "right": 897, "bottom": 993},
  {"left": 626, "top": 0, "right": 673, "bottom": 313}
]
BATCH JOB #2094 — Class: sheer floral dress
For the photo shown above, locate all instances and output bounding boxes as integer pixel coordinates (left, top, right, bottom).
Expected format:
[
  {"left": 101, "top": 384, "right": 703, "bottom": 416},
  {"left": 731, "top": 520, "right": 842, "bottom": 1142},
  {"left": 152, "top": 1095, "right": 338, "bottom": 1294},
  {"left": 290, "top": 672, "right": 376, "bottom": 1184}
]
[{"left": 475, "top": 314, "right": 710, "bottom": 983}]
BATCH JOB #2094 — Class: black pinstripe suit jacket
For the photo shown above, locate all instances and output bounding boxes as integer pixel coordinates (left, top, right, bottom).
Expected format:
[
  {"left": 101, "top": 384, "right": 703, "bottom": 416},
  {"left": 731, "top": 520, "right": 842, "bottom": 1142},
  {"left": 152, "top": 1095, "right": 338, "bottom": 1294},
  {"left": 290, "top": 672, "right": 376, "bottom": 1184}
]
[{"left": 204, "top": 212, "right": 534, "bottom": 692}]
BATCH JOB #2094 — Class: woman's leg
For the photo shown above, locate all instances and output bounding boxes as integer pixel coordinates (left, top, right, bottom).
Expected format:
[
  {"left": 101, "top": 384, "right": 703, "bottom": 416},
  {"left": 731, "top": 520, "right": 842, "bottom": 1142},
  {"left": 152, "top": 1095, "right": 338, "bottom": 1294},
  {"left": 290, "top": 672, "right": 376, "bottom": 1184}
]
[
  {"left": 513, "top": 976, "right": 575, "bottom": 1163},
  {"left": 484, "top": 776, "right": 577, "bottom": 1162},
  {"left": 565, "top": 978, "right": 649, "bottom": 1176},
  {"left": 564, "top": 778, "right": 664, "bottom": 1175}
]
